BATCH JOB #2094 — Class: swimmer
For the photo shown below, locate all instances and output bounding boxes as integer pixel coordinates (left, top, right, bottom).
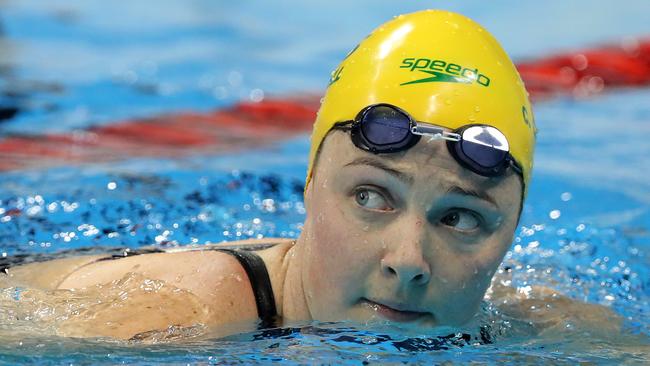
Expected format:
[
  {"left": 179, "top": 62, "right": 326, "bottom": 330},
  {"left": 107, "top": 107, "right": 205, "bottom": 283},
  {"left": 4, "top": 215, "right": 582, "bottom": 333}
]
[{"left": 1, "top": 10, "right": 619, "bottom": 340}]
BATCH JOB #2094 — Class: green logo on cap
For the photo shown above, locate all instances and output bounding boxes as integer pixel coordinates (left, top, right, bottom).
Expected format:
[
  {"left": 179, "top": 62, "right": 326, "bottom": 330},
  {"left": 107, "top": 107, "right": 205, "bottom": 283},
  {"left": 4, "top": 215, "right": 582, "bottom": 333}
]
[
  {"left": 329, "top": 66, "right": 344, "bottom": 86},
  {"left": 400, "top": 58, "right": 490, "bottom": 87}
]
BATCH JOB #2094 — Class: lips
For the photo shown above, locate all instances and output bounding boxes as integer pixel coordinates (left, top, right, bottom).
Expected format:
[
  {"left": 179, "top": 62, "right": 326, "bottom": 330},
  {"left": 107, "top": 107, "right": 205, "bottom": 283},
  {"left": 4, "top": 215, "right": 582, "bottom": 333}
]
[{"left": 361, "top": 298, "right": 431, "bottom": 323}]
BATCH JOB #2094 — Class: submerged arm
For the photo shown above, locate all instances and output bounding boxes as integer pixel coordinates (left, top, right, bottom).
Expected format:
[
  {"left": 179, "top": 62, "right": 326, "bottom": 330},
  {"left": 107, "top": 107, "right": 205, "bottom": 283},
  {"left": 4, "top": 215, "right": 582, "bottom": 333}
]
[{"left": 489, "top": 282, "right": 622, "bottom": 336}]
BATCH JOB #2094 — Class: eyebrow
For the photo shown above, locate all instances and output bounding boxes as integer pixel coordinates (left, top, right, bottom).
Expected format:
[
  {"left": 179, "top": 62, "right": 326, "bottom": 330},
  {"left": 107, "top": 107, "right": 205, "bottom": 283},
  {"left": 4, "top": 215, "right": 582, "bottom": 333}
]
[
  {"left": 344, "top": 157, "right": 415, "bottom": 186},
  {"left": 344, "top": 156, "right": 499, "bottom": 207},
  {"left": 446, "top": 186, "right": 498, "bottom": 208}
]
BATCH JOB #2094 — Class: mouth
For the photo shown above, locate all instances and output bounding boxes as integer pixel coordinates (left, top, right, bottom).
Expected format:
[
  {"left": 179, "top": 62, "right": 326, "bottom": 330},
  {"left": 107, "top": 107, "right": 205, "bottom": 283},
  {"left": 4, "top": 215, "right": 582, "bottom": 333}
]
[{"left": 361, "top": 298, "right": 432, "bottom": 323}]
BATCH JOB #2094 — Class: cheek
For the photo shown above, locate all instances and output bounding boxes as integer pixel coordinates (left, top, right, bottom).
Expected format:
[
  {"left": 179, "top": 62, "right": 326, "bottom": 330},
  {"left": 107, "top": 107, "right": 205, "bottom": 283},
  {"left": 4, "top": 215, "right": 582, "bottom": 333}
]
[
  {"left": 435, "top": 237, "right": 509, "bottom": 284},
  {"left": 302, "top": 196, "right": 373, "bottom": 316},
  {"left": 432, "top": 237, "right": 511, "bottom": 324},
  {"left": 310, "top": 213, "right": 350, "bottom": 280}
]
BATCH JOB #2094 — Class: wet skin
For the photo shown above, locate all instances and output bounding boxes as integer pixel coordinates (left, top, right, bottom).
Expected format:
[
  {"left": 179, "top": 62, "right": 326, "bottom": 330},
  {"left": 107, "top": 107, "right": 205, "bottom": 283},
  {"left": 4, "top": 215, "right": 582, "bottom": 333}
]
[
  {"left": 2, "top": 128, "right": 525, "bottom": 339},
  {"left": 284, "top": 129, "right": 523, "bottom": 326},
  {"left": 3, "top": 128, "right": 625, "bottom": 341}
]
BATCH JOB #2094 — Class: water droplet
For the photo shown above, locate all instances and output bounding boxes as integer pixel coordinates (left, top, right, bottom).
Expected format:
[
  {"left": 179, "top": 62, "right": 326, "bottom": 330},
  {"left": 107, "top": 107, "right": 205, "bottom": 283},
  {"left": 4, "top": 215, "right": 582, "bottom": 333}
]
[
  {"left": 474, "top": 106, "right": 480, "bottom": 112},
  {"left": 549, "top": 210, "right": 561, "bottom": 220},
  {"left": 560, "top": 192, "right": 572, "bottom": 201},
  {"left": 227, "top": 71, "right": 242, "bottom": 87},
  {"left": 572, "top": 54, "right": 588, "bottom": 71},
  {"left": 249, "top": 88, "right": 264, "bottom": 102}
]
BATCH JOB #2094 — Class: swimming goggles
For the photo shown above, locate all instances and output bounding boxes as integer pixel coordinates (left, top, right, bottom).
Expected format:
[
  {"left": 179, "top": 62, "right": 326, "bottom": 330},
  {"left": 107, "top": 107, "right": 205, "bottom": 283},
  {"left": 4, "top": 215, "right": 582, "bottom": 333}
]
[{"left": 334, "top": 103, "right": 522, "bottom": 178}]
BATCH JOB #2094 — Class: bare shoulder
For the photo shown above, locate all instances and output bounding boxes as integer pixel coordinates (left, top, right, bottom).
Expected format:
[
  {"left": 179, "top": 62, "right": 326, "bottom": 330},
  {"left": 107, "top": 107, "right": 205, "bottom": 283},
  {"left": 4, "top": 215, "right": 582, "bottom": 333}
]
[
  {"left": 5, "top": 254, "right": 108, "bottom": 289},
  {"left": 4, "top": 238, "right": 294, "bottom": 339},
  {"left": 57, "top": 238, "right": 293, "bottom": 288},
  {"left": 49, "top": 249, "right": 256, "bottom": 339},
  {"left": 60, "top": 239, "right": 294, "bottom": 307}
]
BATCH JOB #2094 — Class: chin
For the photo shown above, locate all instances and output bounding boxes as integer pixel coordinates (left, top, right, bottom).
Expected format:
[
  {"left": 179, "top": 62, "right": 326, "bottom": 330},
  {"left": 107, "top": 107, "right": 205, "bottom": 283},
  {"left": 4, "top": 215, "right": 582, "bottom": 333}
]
[{"left": 440, "top": 303, "right": 482, "bottom": 326}]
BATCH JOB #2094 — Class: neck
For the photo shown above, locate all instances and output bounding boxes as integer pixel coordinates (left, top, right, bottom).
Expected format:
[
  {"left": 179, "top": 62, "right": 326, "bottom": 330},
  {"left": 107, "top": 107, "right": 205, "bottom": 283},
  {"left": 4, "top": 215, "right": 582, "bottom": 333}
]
[{"left": 279, "top": 232, "right": 312, "bottom": 321}]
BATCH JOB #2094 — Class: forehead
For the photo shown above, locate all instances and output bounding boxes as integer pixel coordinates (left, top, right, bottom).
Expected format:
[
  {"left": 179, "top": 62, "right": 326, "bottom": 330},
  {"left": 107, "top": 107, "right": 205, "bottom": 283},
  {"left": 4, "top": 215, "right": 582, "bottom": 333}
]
[
  {"left": 318, "top": 130, "right": 480, "bottom": 185},
  {"left": 315, "top": 129, "right": 522, "bottom": 206}
]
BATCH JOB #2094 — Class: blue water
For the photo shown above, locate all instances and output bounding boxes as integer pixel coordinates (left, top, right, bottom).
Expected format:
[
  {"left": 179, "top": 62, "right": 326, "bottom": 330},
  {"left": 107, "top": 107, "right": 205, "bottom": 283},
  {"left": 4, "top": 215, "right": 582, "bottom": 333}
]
[{"left": 1, "top": 0, "right": 649, "bottom": 364}]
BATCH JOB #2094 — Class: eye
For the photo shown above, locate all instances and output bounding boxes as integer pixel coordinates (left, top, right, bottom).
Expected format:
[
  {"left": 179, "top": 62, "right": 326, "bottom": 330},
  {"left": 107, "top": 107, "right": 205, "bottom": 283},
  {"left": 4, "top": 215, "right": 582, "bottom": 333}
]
[
  {"left": 354, "top": 188, "right": 392, "bottom": 211},
  {"left": 440, "top": 209, "right": 481, "bottom": 231}
]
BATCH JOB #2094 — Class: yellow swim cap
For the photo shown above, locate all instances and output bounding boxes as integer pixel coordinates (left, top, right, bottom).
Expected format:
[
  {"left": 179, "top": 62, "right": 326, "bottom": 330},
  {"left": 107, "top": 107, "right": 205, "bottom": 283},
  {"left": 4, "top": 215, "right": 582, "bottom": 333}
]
[{"left": 307, "top": 10, "right": 536, "bottom": 195}]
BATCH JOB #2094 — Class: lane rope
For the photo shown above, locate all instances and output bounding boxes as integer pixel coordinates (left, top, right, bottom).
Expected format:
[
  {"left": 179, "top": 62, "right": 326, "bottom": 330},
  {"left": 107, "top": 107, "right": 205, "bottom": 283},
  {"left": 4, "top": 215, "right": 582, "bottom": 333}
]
[{"left": 1, "top": 39, "right": 649, "bottom": 171}]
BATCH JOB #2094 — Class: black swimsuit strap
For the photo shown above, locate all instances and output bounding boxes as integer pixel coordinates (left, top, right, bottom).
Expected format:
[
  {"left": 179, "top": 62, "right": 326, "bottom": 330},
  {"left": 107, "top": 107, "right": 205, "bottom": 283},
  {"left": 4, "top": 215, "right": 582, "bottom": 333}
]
[{"left": 217, "top": 249, "right": 278, "bottom": 327}]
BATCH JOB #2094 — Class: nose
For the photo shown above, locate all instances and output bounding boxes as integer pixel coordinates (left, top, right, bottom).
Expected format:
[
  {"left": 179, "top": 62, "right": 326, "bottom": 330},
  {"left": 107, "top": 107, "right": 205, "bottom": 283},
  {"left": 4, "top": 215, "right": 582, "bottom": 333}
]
[
  {"left": 381, "top": 256, "right": 431, "bottom": 286},
  {"left": 381, "top": 226, "right": 431, "bottom": 286}
]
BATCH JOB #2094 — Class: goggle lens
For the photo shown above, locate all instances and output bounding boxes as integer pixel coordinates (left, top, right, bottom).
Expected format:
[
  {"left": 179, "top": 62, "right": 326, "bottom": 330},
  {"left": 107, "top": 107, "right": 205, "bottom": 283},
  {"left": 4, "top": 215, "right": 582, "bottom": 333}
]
[
  {"left": 360, "top": 105, "right": 411, "bottom": 145},
  {"left": 460, "top": 126, "right": 509, "bottom": 168}
]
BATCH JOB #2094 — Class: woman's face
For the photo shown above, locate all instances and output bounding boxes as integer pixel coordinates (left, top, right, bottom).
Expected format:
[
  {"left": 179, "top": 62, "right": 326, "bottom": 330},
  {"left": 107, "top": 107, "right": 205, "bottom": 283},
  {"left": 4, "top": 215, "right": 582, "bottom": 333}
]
[{"left": 299, "top": 130, "right": 522, "bottom": 326}]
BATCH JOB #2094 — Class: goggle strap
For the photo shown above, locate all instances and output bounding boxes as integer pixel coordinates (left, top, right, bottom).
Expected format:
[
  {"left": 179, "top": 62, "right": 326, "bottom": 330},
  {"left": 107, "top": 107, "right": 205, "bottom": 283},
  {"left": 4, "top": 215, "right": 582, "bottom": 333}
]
[
  {"left": 509, "top": 159, "right": 523, "bottom": 176},
  {"left": 333, "top": 121, "right": 354, "bottom": 130}
]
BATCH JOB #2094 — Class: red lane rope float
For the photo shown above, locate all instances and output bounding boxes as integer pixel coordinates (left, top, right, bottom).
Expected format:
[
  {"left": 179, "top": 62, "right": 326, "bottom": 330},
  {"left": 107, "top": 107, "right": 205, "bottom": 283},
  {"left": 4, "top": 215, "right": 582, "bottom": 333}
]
[
  {"left": 1, "top": 38, "right": 649, "bottom": 171},
  {"left": 518, "top": 38, "right": 650, "bottom": 100},
  {"left": 0, "top": 97, "right": 322, "bottom": 171}
]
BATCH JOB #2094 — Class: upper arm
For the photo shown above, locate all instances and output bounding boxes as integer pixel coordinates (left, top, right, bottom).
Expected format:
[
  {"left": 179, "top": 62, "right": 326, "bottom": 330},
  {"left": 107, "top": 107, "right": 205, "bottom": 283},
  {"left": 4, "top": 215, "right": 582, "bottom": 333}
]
[
  {"left": 491, "top": 284, "right": 622, "bottom": 335},
  {"left": 5, "top": 254, "right": 108, "bottom": 289},
  {"left": 56, "top": 251, "right": 259, "bottom": 338}
]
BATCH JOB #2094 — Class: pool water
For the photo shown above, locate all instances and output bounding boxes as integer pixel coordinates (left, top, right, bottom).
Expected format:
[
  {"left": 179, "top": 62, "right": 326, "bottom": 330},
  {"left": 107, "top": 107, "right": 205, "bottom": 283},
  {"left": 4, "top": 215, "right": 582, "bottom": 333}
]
[{"left": 1, "top": 1, "right": 649, "bottom": 364}]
